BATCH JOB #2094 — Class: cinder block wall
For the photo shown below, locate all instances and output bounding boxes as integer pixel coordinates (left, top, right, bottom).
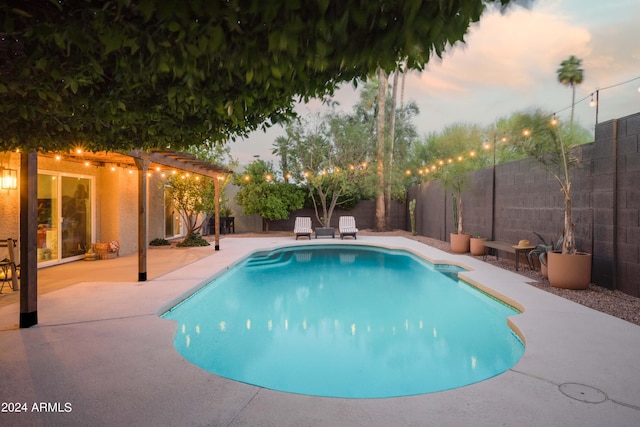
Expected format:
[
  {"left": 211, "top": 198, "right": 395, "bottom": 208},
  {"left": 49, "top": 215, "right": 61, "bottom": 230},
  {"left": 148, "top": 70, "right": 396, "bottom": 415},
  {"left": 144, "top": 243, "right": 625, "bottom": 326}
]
[{"left": 409, "top": 111, "right": 640, "bottom": 297}]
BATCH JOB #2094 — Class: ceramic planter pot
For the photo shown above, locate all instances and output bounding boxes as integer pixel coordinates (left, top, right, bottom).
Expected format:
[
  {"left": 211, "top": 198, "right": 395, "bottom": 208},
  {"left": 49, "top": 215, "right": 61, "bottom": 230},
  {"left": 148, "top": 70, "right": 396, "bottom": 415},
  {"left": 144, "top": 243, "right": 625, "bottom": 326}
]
[
  {"left": 450, "top": 233, "right": 471, "bottom": 254},
  {"left": 540, "top": 261, "right": 548, "bottom": 279},
  {"left": 547, "top": 251, "right": 592, "bottom": 290},
  {"left": 470, "top": 237, "right": 487, "bottom": 256}
]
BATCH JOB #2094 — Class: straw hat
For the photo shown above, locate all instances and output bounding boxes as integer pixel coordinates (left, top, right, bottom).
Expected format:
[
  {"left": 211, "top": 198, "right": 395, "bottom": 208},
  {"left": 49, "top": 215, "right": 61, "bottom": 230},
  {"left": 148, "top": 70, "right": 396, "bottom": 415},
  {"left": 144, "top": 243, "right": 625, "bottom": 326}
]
[{"left": 513, "top": 239, "right": 533, "bottom": 249}]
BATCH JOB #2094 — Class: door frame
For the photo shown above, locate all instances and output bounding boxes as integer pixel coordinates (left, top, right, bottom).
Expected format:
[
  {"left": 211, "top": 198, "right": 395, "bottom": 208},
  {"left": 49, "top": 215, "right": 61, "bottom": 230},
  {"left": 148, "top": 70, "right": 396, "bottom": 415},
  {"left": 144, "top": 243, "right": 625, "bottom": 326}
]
[{"left": 37, "top": 169, "right": 96, "bottom": 267}]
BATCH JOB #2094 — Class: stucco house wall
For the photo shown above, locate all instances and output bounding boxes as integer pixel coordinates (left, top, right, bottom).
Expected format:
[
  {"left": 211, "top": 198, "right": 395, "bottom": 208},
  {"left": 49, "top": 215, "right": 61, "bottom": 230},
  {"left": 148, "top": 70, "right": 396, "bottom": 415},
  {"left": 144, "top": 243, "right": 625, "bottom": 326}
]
[{"left": 0, "top": 154, "right": 170, "bottom": 263}]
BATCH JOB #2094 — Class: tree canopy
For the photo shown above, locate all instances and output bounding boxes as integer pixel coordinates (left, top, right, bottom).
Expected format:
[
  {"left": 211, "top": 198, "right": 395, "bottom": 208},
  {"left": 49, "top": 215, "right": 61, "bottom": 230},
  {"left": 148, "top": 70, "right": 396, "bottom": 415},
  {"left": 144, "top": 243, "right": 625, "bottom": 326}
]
[
  {"left": 233, "top": 160, "right": 305, "bottom": 231},
  {"left": 556, "top": 55, "right": 584, "bottom": 129},
  {"left": 1, "top": 0, "right": 523, "bottom": 152}
]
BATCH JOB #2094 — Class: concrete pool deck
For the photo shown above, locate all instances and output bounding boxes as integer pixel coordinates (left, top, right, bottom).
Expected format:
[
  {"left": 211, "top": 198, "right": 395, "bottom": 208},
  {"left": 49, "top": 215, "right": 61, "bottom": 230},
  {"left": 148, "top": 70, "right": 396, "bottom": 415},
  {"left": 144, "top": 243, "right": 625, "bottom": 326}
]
[{"left": 0, "top": 236, "right": 639, "bottom": 426}]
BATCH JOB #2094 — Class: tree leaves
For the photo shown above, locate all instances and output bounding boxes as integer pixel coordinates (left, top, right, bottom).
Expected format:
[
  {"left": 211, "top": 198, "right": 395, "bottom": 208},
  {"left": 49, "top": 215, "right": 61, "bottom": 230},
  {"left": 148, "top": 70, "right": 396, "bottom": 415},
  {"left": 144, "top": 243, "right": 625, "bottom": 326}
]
[{"left": 0, "top": 0, "right": 522, "bottom": 152}]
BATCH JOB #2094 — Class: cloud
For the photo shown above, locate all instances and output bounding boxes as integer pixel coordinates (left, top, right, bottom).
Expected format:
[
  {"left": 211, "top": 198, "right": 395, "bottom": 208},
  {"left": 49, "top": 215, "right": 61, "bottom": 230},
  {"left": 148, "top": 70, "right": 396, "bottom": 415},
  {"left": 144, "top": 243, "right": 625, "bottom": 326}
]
[
  {"left": 232, "top": 0, "right": 640, "bottom": 163},
  {"left": 412, "top": 6, "right": 592, "bottom": 98}
]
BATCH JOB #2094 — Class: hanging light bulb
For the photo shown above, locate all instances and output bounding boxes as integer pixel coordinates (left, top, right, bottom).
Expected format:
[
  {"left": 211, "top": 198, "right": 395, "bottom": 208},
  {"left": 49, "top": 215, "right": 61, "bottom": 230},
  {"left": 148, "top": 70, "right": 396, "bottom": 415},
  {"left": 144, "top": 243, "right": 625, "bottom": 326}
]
[{"left": 589, "top": 95, "right": 596, "bottom": 107}]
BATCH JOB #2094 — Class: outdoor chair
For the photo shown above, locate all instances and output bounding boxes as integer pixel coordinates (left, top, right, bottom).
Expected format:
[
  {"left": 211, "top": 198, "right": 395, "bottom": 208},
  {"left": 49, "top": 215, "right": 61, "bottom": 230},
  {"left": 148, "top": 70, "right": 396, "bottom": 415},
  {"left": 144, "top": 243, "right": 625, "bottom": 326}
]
[
  {"left": 339, "top": 216, "right": 358, "bottom": 240},
  {"left": 294, "top": 217, "right": 313, "bottom": 240},
  {"left": 0, "top": 238, "right": 19, "bottom": 292}
]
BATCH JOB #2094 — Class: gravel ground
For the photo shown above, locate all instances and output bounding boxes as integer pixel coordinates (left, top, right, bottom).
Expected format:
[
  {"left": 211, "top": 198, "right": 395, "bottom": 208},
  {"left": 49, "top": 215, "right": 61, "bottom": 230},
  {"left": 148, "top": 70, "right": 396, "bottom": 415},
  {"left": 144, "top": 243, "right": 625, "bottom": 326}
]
[{"left": 228, "top": 230, "right": 640, "bottom": 327}]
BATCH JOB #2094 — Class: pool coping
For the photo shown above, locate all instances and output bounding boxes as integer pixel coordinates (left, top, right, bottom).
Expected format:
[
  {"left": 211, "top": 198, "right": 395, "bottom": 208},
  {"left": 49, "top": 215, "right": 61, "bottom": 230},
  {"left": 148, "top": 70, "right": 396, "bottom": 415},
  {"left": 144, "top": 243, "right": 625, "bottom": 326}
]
[{"left": 1, "top": 236, "right": 639, "bottom": 426}]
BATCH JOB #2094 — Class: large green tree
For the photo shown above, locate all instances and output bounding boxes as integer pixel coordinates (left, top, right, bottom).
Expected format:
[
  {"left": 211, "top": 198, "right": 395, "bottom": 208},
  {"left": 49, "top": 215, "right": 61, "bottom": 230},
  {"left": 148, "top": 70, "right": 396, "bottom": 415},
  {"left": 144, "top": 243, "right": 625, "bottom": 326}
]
[
  {"left": 1, "top": 0, "right": 524, "bottom": 152},
  {"left": 556, "top": 55, "right": 584, "bottom": 130},
  {"left": 233, "top": 160, "right": 305, "bottom": 231},
  {"left": 277, "top": 115, "right": 368, "bottom": 228}
]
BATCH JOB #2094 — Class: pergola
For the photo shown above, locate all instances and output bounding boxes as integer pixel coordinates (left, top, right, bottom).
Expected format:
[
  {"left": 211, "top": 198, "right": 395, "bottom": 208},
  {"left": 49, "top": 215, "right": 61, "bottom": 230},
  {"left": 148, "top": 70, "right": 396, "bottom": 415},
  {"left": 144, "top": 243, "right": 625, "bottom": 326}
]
[{"left": 18, "top": 149, "right": 232, "bottom": 328}]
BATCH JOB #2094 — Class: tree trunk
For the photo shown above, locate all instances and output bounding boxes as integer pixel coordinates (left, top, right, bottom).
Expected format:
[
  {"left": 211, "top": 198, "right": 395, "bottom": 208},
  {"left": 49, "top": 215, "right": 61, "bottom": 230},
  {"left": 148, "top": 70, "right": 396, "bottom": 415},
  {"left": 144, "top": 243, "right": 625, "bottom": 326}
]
[
  {"left": 457, "top": 194, "right": 464, "bottom": 234},
  {"left": 562, "top": 189, "right": 575, "bottom": 254},
  {"left": 400, "top": 58, "right": 408, "bottom": 111},
  {"left": 385, "top": 64, "right": 400, "bottom": 230},
  {"left": 570, "top": 83, "right": 576, "bottom": 131},
  {"left": 375, "top": 67, "right": 387, "bottom": 231}
]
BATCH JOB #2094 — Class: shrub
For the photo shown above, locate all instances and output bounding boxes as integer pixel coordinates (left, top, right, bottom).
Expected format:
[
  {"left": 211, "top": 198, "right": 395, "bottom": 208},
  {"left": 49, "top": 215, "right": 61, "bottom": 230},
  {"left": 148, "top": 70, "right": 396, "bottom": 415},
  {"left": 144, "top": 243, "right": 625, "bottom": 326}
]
[
  {"left": 176, "top": 233, "right": 209, "bottom": 247},
  {"left": 149, "top": 238, "right": 170, "bottom": 246}
]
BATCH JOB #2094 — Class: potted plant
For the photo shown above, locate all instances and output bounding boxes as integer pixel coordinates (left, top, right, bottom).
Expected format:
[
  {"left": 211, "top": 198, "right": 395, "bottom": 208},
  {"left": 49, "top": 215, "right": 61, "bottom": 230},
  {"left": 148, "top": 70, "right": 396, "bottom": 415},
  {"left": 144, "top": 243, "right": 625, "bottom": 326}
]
[
  {"left": 528, "top": 233, "right": 563, "bottom": 279},
  {"left": 470, "top": 233, "right": 487, "bottom": 256},
  {"left": 442, "top": 165, "right": 471, "bottom": 254},
  {"left": 444, "top": 170, "right": 470, "bottom": 253},
  {"left": 515, "top": 111, "right": 591, "bottom": 289}
]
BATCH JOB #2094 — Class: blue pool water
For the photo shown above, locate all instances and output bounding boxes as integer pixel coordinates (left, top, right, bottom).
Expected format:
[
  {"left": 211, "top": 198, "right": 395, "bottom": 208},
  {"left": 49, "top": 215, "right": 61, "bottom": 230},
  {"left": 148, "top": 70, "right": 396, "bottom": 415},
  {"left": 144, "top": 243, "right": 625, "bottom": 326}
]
[{"left": 162, "top": 245, "right": 524, "bottom": 398}]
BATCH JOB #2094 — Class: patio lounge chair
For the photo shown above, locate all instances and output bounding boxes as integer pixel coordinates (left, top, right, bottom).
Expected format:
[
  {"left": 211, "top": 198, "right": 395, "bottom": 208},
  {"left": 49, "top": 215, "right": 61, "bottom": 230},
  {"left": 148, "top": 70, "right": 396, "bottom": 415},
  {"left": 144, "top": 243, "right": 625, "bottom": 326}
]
[
  {"left": 339, "top": 216, "right": 358, "bottom": 240},
  {"left": 294, "top": 217, "right": 313, "bottom": 240}
]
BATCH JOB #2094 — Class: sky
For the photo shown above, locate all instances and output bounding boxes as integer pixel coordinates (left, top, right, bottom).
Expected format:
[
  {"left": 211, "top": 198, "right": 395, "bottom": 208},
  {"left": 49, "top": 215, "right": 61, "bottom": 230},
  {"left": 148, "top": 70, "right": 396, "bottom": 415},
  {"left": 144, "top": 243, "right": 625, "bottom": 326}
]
[{"left": 229, "top": 0, "right": 640, "bottom": 166}]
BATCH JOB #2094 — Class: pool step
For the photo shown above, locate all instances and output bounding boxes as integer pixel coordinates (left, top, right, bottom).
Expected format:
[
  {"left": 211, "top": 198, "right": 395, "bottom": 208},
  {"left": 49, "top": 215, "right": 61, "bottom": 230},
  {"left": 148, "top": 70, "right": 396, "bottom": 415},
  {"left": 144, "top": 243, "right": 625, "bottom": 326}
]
[
  {"left": 434, "top": 265, "right": 464, "bottom": 281},
  {"left": 245, "top": 251, "right": 293, "bottom": 268}
]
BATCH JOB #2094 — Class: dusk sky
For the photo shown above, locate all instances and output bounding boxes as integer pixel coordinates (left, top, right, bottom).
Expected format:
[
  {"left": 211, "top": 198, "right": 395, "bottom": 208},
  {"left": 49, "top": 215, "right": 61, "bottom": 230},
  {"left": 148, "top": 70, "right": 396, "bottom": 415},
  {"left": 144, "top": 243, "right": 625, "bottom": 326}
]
[{"left": 230, "top": 0, "right": 640, "bottom": 166}]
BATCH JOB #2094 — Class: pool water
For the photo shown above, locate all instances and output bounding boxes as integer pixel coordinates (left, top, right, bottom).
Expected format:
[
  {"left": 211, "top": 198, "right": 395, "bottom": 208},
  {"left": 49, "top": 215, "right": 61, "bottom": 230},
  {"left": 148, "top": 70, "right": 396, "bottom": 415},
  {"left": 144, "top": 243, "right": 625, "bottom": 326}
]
[{"left": 162, "top": 245, "right": 524, "bottom": 398}]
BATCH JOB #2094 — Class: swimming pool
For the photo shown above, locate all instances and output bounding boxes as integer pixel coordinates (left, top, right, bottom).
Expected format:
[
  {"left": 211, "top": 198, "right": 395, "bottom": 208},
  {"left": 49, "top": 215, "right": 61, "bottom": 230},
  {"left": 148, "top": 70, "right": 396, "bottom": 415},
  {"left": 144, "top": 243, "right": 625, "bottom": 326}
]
[{"left": 162, "top": 244, "right": 524, "bottom": 398}]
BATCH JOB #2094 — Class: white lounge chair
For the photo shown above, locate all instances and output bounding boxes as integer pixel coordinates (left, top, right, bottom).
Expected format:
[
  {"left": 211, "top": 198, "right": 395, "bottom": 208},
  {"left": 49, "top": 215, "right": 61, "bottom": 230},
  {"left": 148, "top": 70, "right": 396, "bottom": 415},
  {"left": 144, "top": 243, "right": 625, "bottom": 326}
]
[
  {"left": 339, "top": 216, "right": 358, "bottom": 240},
  {"left": 294, "top": 217, "right": 313, "bottom": 240}
]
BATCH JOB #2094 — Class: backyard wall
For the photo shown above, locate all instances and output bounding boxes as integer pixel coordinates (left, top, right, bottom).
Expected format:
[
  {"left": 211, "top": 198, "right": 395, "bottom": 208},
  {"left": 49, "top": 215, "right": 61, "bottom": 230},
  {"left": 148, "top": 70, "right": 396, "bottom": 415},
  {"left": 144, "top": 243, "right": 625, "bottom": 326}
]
[{"left": 408, "top": 112, "right": 640, "bottom": 297}]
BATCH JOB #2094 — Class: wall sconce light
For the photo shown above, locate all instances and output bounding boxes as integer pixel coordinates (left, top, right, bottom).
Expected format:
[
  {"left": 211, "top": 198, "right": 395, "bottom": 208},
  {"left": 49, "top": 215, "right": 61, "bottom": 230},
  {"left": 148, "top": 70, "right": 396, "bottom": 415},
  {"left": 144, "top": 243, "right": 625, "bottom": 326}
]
[{"left": 1, "top": 168, "right": 17, "bottom": 189}]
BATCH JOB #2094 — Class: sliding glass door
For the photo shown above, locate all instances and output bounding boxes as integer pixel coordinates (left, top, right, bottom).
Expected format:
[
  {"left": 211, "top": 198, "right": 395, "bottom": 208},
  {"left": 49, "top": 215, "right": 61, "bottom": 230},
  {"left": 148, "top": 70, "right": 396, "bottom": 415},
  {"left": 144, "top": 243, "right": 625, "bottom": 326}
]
[{"left": 37, "top": 172, "right": 94, "bottom": 265}]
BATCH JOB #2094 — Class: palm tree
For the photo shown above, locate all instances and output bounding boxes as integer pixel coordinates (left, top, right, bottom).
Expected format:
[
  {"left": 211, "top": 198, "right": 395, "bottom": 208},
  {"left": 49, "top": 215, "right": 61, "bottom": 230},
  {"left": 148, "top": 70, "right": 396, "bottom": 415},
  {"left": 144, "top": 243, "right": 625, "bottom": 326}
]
[
  {"left": 375, "top": 67, "right": 387, "bottom": 231},
  {"left": 271, "top": 135, "right": 292, "bottom": 181},
  {"left": 556, "top": 56, "right": 584, "bottom": 130}
]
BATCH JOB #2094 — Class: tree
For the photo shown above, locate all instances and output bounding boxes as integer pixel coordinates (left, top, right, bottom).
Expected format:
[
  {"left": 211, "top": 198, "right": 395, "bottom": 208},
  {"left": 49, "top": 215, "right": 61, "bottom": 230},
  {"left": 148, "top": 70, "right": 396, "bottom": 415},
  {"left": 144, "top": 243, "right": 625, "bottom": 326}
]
[
  {"left": 375, "top": 67, "right": 388, "bottom": 230},
  {"left": 412, "top": 123, "right": 486, "bottom": 174},
  {"left": 271, "top": 135, "right": 294, "bottom": 182},
  {"left": 511, "top": 110, "right": 582, "bottom": 254},
  {"left": 278, "top": 116, "right": 368, "bottom": 228},
  {"left": 162, "top": 174, "right": 215, "bottom": 245},
  {"left": 443, "top": 166, "right": 468, "bottom": 235},
  {"left": 385, "top": 63, "right": 400, "bottom": 229},
  {"left": 1, "top": 0, "right": 524, "bottom": 152},
  {"left": 233, "top": 160, "right": 305, "bottom": 231},
  {"left": 186, "top": 141, "right": 237, "bottom": 217},
  {"left": 556, "top": 55, "right": 584, "bottom": 130}
]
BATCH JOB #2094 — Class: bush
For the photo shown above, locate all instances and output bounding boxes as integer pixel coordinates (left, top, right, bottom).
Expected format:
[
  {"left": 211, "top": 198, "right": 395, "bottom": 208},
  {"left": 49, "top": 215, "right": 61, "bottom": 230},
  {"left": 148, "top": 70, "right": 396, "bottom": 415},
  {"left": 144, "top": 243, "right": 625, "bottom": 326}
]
[
  {"left": 149, "top": 238, "right": 170, "bottom": 246},
  {"left": 176, "top": 232, "right": 210, "bottom": 247}
]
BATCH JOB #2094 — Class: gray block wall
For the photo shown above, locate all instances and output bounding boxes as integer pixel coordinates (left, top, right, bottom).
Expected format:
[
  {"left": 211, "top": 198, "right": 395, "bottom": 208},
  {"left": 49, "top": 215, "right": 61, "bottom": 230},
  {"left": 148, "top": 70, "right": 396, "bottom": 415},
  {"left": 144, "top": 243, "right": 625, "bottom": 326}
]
[{"left": 409, "top": 112, "right": 640, "bottom": 297}]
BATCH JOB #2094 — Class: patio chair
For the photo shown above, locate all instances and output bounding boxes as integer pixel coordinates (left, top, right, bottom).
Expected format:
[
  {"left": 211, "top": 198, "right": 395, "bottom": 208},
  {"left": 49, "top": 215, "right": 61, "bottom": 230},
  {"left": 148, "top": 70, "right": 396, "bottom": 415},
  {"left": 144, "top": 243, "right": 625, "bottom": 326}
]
[
  {"left": 294, "top": 217, "right": 313, "bottom": 240},
  {"left": 339, "top": 216, "right": 358, "bottom": 240},
  {"left": 0, "top": 238, "right": 19, "bottom": 292}
]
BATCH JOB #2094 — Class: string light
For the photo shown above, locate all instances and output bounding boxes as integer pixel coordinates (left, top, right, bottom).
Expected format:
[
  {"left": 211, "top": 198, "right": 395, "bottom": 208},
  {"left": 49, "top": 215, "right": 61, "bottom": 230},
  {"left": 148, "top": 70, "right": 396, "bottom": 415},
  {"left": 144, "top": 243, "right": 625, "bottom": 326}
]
[{"left": 552, "top": 75, "right": 639, "bottom": 119}]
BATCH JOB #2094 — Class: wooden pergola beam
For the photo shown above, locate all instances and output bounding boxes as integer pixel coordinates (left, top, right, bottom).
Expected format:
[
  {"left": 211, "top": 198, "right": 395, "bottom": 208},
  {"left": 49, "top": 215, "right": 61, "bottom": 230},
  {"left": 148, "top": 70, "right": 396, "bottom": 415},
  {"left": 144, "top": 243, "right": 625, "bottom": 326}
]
[{"left": 17, "top": 149, "right": 231, "bottom": 327}]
